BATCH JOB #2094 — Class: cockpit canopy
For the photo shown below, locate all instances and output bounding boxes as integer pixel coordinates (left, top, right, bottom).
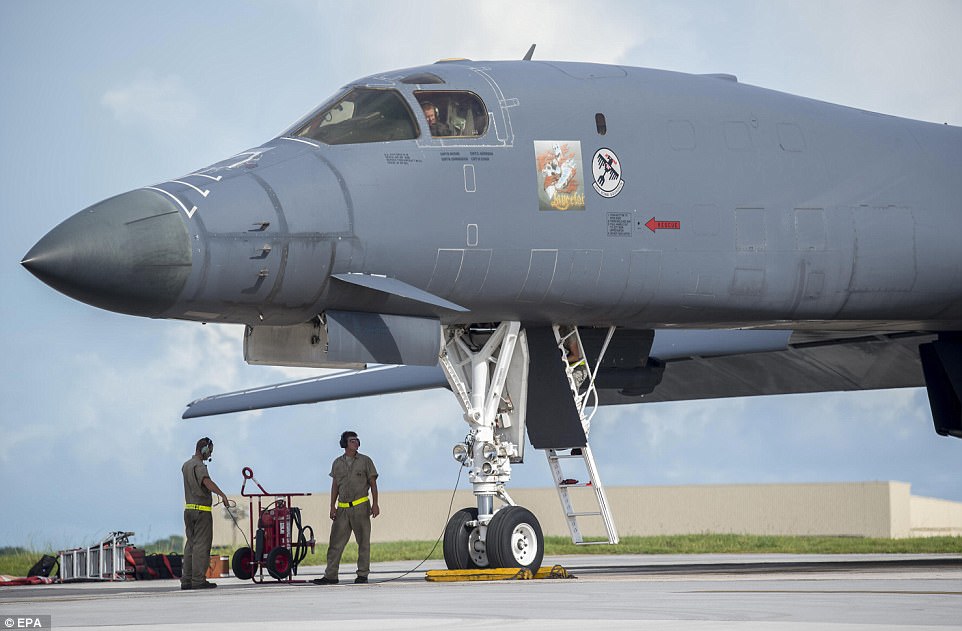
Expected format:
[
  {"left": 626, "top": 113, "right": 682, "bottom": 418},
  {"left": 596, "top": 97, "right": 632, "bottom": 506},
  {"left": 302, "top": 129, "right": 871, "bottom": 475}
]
[
  {"left": 287, "top": 87, "right": 488, "bottom": 144},
  {"left": 289, "top": 88, "right": 418, "bottom": 145}
]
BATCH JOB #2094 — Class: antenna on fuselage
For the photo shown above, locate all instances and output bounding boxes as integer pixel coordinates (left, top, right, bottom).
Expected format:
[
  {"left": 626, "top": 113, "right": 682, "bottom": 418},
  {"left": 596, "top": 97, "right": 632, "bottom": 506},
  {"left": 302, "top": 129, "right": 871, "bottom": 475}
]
[{"left": 523, "top": 44, "right": 536, "bottom": 61}]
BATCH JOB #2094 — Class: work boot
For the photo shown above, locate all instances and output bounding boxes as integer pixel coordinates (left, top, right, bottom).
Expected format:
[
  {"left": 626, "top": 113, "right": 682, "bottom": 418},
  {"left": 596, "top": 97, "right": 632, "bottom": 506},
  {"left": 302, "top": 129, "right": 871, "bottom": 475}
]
[
  {"left": 192, "top": 582, "right": 217, "bottom": 589},
  {"left": 180, "top": 583, "right": 191, "bottom": 590},
  {"left": 354, "top": 576, "right": 368, "bottom": 584},
  {"left": 312, "top": 576, "right": 338, "bottom": 585}
]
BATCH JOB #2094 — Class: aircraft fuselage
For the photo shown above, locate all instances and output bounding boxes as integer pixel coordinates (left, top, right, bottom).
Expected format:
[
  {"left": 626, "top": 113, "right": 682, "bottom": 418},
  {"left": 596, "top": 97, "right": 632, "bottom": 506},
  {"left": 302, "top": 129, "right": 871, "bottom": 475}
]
[{"left": 23, "top": 60, "right": 962, "bottom": 332}]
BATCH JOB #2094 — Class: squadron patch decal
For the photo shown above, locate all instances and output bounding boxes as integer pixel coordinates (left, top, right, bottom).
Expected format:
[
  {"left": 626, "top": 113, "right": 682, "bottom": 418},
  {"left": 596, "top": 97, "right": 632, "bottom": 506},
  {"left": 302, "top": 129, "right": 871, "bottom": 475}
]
[
  {"left": 534, "top": 141, "right": 585, "bottom": 211},
  {"left": 591, "top": 148, "right": 624, "bottom": 198}
]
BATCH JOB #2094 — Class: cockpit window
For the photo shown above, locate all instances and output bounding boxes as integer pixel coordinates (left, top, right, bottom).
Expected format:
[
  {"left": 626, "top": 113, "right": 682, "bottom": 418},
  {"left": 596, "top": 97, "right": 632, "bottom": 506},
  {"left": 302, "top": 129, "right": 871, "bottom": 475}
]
[
  {"left": 414, "top": 91, "right": 488, "bottom": 138},
  {"left": 289, "top": 88, "right": 418, "bottom": 145}
]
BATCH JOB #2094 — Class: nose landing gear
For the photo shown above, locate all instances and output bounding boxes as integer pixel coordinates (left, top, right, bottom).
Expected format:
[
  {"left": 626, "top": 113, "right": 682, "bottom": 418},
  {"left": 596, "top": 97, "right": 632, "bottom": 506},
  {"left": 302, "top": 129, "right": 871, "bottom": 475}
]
[{"left": 439, "top": 322, "right": 545, "bottom": 572}]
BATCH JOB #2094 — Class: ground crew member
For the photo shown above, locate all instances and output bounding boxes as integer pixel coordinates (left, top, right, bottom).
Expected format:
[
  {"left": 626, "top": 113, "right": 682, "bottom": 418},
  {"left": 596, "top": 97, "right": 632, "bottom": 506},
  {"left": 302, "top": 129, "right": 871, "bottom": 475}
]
[
  {"left": 313, "top": 431, "right": 379, "bottom": 585},
  {"left": 181, "top": 437, "right": 230, "bottom": 590}
]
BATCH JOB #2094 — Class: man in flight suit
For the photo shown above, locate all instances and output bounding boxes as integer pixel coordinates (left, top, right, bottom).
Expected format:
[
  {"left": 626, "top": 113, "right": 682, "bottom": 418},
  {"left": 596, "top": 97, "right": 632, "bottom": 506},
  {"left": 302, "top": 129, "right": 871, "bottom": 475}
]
[
  {"left": 313, "top": 431, "right": 379, "bottom": 584},
  {"left": 181, "top": 437, "right": 230, "bottom": 590}
]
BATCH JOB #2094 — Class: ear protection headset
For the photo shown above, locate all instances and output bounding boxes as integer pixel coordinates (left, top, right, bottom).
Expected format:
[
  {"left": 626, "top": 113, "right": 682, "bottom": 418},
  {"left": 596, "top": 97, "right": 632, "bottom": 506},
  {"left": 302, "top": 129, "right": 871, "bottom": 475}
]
[
  {"left": 339, "top": 431, "right": 359, "bottom": 449},
  {"left": 200, "top": 437, "right": 213, "bottom": 461}
]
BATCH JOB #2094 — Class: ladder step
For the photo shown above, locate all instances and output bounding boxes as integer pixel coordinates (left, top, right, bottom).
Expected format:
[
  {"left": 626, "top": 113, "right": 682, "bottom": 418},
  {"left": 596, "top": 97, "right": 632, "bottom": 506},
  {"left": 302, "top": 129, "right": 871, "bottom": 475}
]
[
  {"left": 548, "top": 453, "right": 585, "bottom": 460},
  {"left": 566, "top": 511, "right": 602, "bottom": 518},
  {"left": 575, "top": 540, "right": 617, "bottom": 546}
]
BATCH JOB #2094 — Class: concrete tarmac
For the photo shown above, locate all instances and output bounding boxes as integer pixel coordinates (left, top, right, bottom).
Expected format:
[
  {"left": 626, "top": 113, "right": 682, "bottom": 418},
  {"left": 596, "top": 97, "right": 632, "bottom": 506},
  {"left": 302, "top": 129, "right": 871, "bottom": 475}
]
[{"left": 1, "top": 554, "right": 960, "bottom": 630}]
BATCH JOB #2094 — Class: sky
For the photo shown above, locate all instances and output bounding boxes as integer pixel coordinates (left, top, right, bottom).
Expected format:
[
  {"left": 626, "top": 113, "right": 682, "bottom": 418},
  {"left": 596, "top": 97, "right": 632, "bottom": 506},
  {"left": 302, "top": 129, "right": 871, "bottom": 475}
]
[{"left": 1, "top": 0, "right": 961, "bottom": 551}]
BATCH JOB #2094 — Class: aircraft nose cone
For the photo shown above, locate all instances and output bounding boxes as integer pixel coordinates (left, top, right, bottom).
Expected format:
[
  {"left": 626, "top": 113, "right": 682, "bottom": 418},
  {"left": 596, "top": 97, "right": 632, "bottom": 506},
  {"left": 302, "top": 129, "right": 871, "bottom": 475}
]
[{"left": 22, "top": 189, "right": 191, "bottom": 317}]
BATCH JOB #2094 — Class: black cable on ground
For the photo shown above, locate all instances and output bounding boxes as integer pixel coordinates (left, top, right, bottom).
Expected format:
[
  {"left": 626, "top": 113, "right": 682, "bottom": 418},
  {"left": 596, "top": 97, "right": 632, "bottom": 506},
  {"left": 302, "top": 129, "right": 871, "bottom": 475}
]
[{"left": 365, "top": 464, "right": 464, "bottom": 584}]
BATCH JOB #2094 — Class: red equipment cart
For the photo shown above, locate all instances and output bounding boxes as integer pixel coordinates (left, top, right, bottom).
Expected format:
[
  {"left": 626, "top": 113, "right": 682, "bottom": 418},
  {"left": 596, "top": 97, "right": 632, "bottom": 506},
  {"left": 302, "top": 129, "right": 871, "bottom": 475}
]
[{"left": 231, "top": 467, "right": 315, "bottom": 583}]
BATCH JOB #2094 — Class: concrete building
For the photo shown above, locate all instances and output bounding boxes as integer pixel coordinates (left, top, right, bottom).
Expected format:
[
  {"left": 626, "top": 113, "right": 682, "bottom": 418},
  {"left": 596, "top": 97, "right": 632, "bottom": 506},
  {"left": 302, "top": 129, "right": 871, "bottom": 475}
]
[{"left": 213, "top": 481, "right": 962, "bottom": 548}]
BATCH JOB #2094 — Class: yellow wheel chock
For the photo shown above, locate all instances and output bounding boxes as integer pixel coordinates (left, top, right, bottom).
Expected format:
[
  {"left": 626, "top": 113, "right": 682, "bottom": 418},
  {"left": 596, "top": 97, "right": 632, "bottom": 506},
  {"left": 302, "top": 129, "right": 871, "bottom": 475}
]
[{"left": 425, "top": 565, "right": 574, "bottom": 582}]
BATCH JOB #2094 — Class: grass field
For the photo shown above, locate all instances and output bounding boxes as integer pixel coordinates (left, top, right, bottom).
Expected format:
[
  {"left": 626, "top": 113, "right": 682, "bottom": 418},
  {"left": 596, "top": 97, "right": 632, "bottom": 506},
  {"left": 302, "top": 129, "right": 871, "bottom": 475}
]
[
  {"left": 5, "top": 535, "right": 959, "bottom": 577},
  {"left": 271, "top": 534, "right": 962, "bottom": 568}
]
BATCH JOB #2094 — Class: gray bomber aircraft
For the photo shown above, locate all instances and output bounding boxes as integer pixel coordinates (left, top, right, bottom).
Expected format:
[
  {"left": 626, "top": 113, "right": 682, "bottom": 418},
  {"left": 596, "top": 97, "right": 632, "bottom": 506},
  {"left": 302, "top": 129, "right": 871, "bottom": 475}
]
[{"left": 22, "top": 52, "right": 962, "bottom": 572}]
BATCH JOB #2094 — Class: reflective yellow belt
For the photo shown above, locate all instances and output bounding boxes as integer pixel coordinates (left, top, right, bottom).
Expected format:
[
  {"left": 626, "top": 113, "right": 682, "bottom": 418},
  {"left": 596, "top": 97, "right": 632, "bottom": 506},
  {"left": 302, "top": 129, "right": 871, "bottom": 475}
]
[
  {"left": 185, "top": 503, "right": 212, "bottom": 512},
  {"left": 337, "top": 497, "right": 369, "bottom": 508}
]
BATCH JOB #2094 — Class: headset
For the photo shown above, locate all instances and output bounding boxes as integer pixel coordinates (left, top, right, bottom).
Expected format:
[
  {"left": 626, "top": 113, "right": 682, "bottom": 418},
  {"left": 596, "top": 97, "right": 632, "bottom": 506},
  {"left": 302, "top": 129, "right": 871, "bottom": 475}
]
[
  {"left": 199, "top": 437, "right": 214, "bottom": 461},
  {"left": 339, "top": 431, "right": 359, "bottom": 449}
]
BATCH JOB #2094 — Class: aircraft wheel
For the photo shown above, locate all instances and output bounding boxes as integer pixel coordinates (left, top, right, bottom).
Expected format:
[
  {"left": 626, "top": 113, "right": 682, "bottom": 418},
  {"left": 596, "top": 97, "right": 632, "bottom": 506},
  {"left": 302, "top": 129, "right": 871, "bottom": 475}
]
[
  {"left": 443, "top": 507, "right": 488, "bottom": 569},
  {"left": 486, "top": 506, "right": 544, "bottom": 571},
  {"left": 266, "top": 546, "right": 292, "bottom": 580},
  {"left": 231, "top": 546, "right": 255, "bottom": 580}
]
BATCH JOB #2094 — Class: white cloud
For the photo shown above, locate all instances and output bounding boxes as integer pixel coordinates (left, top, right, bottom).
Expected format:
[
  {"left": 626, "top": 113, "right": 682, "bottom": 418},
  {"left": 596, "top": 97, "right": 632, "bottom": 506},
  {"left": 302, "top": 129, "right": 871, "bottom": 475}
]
[
  {"left": 780, "top": 1, "right": 962, "bottom": 124},
  {"left": 325, "top": 0, "right": 645, "bottom": 70},
  {"left": 101, "top": 72, "right": 199, "bottom": 130}
]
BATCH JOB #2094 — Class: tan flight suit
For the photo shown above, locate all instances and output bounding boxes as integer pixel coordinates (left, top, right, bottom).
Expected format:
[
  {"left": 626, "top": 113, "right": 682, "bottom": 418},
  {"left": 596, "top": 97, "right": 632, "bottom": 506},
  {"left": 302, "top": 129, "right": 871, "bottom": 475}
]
[
  {"left": 181, "top": 456, "right": 213, "bottom": 588},
  {"left": 323, "top": 453, "right": 378, "bottom": 580}
]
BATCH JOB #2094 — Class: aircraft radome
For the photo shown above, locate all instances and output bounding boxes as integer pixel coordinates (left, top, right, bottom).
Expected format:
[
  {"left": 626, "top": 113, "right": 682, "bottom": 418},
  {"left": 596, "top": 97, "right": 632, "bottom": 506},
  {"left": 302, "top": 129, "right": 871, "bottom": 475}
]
[{"left": 22, "top": 51, "right": 962, "bottom": 572}]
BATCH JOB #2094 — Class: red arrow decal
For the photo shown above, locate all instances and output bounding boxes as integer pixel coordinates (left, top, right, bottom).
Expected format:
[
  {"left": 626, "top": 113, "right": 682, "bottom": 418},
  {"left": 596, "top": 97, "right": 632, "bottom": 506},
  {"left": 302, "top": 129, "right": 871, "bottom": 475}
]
[{"left": 645, "top": 217, "right": 681, "bottom": 233}]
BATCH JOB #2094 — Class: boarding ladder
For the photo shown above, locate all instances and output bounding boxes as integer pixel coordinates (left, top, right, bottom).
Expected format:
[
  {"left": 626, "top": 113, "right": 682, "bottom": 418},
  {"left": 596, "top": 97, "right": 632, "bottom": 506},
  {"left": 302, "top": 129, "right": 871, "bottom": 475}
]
[{"left": 544, "top": 326, "right": 619, "bottom": 545}]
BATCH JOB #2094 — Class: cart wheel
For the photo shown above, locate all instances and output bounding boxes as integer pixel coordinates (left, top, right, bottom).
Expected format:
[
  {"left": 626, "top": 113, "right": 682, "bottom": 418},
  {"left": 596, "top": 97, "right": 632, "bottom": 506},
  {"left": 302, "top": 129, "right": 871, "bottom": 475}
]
[
  {"left": 232, "top": 547, "right": 254, "bottom": 580},
  {"left": 266, "top": 546, "right": 292, "bottom": 580}
]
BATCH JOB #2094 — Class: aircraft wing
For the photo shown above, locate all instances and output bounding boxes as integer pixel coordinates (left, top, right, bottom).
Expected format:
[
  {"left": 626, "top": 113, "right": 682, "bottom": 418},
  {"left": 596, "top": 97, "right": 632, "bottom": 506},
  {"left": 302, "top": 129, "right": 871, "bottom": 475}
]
[
  {"left": 603, "top": 330, "right": 934, "bottom": 405},
  {"left": 182, "top": 364, "right": 448, "bottom": 419},
  {"left": 183, "top": 330, "right": 934, "bottom": 418}
]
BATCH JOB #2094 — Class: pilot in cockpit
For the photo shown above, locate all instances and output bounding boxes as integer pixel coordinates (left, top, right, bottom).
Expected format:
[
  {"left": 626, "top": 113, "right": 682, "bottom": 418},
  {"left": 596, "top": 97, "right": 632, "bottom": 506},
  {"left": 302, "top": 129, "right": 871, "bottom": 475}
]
[{"left": 421, "top": 101, "right": 454, "bottom": 137}]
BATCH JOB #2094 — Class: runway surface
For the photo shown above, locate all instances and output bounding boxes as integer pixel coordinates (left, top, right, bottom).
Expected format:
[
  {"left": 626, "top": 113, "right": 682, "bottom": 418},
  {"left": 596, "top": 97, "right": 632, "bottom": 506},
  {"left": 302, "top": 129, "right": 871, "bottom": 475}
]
[{"left": 1, "top": 554, "right": 960, "bottom": 630}]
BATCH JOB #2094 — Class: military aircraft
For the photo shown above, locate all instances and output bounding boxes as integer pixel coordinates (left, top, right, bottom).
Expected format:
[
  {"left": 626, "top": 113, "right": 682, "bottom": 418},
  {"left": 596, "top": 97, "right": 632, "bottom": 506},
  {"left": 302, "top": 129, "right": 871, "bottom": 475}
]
[{"left": 22, "top": 51, "right": 962, "bottom": 572}]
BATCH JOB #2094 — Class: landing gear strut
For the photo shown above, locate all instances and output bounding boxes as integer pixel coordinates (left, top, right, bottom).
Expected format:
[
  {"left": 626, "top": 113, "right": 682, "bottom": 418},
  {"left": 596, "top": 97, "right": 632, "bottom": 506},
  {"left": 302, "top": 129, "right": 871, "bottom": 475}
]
[{"left": 438, "top": 321, "right": 544, "bottom": 571}]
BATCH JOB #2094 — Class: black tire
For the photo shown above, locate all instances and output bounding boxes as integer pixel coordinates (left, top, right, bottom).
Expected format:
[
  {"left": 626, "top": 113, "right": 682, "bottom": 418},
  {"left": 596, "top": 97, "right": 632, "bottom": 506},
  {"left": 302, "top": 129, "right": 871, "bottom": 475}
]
[
  {"left": 266, "top": 546, "right": 293, "bottom": 580},
  {"left": 442, "top": 507, "right": 487, "bottom": 570},
  {"left": 231, "top": 547, "right": 255, "bottom": 580},
  {"left": 485, "top": 506, "right": 544, "bottom": 571}
]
